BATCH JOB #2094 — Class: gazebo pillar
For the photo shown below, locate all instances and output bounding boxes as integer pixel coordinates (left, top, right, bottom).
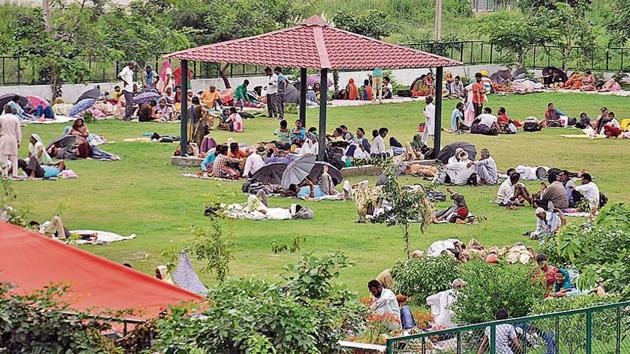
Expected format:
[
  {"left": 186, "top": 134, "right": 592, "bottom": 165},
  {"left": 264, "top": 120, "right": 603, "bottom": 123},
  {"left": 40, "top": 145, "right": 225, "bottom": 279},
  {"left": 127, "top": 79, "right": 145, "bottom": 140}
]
[
  {"left": 317, "top": 68, "right": 328, "bottom": 161},
  {"left": 180, "top": 59, "right": 189, "bottom": 157},
  {"left": 299, "top": 68, "right": 307, "bottom": 124},
  {"left": 434, "top": 66, "right": 443, "bottom": 155}
]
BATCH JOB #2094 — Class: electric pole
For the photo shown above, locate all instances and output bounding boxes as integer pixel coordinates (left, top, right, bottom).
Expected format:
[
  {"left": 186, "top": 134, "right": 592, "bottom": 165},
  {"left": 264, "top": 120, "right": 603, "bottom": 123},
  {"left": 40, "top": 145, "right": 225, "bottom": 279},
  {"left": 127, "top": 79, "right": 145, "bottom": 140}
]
[{"left": 435, "top": 0, "right": 442, "bottom": 41}]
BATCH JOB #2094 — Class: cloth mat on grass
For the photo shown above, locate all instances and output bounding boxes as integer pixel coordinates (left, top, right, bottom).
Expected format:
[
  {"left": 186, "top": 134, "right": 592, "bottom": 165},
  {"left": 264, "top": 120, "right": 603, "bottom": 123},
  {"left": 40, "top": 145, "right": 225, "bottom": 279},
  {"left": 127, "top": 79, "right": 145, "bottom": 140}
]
[{"left": 70, "top": 230, "right": 136, "bottom": 245}]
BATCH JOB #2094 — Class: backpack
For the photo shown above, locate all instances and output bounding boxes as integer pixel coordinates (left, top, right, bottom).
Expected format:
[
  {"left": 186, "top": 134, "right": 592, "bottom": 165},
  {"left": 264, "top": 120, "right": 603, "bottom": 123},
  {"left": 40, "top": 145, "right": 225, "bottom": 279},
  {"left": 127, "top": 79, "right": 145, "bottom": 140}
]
[
  {"left": 523, "top": 118, "right": 541, "bottom": 132},
  {"left": 599, "top": 192, "right": 608, "bottom": 208}
]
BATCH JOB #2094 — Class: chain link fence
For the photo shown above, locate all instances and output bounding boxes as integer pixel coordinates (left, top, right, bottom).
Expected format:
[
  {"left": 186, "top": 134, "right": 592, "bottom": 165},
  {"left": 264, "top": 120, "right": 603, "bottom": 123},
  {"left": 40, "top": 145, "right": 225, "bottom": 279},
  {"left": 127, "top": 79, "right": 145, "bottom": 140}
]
[{"left": 386, "top": 301, "right": 630, "bottom": 354}]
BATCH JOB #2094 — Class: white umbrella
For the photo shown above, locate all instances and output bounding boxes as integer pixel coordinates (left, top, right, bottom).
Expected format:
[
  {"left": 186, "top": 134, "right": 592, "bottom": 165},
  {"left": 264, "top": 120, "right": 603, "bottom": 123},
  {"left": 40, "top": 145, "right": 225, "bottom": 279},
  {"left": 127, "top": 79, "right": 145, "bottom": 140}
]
[{"left": 281, "top": 154, "right": 316, "bottom": 189}]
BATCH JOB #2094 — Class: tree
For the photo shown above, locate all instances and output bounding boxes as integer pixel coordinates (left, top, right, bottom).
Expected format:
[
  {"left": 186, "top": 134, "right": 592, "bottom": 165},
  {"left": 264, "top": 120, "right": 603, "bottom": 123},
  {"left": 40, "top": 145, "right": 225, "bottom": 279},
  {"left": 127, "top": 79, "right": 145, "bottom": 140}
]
[
  {"left": 332, "top": 10, "right": 392, "bottom": 40},
  {"left": 478, "top": 13, "right": 553, "bottom": 69},
  {"left": 371, "top": 160, "right": 432, "bottom": 258},
  {"left": 606, "top": 0, "right": 630, "bottom": 46},
  {"left": 535, "top": 0, "right": 595, "bottom": 70}
]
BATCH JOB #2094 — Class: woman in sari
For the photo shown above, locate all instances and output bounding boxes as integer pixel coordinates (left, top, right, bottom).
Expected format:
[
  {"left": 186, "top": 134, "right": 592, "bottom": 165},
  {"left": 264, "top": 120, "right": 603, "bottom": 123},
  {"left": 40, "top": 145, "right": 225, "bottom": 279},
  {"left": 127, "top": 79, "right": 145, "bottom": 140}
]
[
  {"left": 463, "top": 83, "right": 476, "bottom": 127},
  {"left": 361, "top": 80, "right": 373, "bottom": 100},
  {"left": 580, "top": 70, "right": 596, "bottom": 91},
  {"left": 346, "top": 79, "right": 358, "bottom": 100},
  {"left": 564, "top": 71, "right": 583, "bottom": 90},
  {"left": 157, "top": 60, "right": 173, "bottom": 94},
  {"left": 69, "top": 118, "right": 91, "bottom": 158}
]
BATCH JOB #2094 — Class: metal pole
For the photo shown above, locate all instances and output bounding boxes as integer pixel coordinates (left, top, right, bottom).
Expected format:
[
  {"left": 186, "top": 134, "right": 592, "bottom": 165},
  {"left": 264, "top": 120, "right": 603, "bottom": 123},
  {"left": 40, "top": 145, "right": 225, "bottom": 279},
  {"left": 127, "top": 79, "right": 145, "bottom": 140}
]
[
  {"left": 434, "top": 67, "right": 443, "bottom": 155},
  {"left": 180, "top": 60, "right": 189, "bottom": 157},
  {"left": 300, "top": 68, "right": 307, "bottom": 124},
  {"left": 555, "top": 316, "right": 560, "bottom": 354},
  {"left": 317, "top": 68, "right": 328, "bottom": 161},
  {"left": 490, "top": 324, "right": 496, "bottom": 354},
  {"left": 616, "top": 307, "right": 621, "bottom": 354},
  {"left": 586, "top": 310, "right": 592, "bottom": 354}
]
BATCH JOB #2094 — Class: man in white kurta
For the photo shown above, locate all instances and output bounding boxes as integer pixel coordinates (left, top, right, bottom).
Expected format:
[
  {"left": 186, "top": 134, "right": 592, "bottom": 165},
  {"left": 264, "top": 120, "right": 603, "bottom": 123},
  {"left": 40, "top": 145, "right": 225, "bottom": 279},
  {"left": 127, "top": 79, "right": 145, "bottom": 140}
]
[{"left": 0, "top": 107, "right": 22, "bottom": 178}]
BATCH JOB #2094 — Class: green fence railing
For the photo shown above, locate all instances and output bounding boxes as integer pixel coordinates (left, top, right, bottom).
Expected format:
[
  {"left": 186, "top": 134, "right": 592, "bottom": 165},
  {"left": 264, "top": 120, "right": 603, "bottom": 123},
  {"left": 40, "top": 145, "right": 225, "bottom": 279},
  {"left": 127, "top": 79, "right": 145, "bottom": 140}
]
[{"left": 386, "top": 300, "right": 630, "bottom": 354}]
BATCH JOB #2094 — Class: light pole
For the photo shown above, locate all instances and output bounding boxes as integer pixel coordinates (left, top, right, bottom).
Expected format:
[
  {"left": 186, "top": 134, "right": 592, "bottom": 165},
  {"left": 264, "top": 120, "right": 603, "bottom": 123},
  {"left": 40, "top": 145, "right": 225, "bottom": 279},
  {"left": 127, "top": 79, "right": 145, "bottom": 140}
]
[{"left": 435, "top": 0, "right": 442, "bottom": 41}]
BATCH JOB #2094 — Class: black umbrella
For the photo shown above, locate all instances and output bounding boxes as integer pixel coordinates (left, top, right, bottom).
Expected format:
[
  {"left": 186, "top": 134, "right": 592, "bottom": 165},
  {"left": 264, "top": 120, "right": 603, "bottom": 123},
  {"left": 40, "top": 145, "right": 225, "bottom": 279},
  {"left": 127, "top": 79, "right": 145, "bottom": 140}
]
[
  {"left": 46, "top": 135, "right": 76, "bottom": 150},
  {"left": 75, "top": 87, "right": 101, "bottom": 104},
  {"left": 309, "top": 161, "right": 343, "bottom": 186},
  {"left": 436, "top": 142, "right": 477, "bottom": 164},
  {"left": 284, "top": 83, "right": 300, "bottom": 104},
  {"left": 490, "top": 69, "right": 512, "bottom": 85},
  {"left": 0, "top": 94, "right": 28, "bottom": 110},
  {"left": 251, "top": 162, "right": 288, "bottom": 185}
]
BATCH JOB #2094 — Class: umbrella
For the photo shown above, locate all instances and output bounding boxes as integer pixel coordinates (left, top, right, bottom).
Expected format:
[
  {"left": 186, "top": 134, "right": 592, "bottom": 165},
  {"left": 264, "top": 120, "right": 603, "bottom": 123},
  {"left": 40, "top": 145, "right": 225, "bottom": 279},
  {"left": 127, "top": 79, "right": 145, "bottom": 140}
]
[
  {"left": 133, "top": 91, "right": 161, "bottom": 105},
  {"left": 46, "top": 135, "right": 76, "bottom": 150},
  {"left": 0, "top": 94, "right": 28, "bottom": 110},
  {"left": 490, "top": 69, "right": 512, "bottom": 85},
  {"left": 281, "top": 154, "right": 316, "bottom": 189},
  {"left": 251, "top": 162, "right": 288, "bottom": 185},
  {"left": 307, "top": 74, "right": 333, "bottom": 88},
  {"left": 75, "top": 87, "right": 101, "bottom": 104},
  {"left": 283, "top": 83, "right": 300, "bottom": 104},
  {"left": 308, "top": 161, "right": 343, "bottom": 186},
  {"left": 28, "top": 95, "right": 49, "bottom": 109},
  {"left": 436, "top": 142, "right": 477, "bottom": 164}
]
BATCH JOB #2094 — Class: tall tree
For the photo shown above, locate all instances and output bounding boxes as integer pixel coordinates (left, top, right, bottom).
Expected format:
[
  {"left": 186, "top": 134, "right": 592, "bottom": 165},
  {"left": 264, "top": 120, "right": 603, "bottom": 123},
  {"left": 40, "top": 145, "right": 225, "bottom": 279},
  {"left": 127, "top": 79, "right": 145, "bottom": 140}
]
[{"left": 606, "top": 0, "right": 630, "bottom": 46}]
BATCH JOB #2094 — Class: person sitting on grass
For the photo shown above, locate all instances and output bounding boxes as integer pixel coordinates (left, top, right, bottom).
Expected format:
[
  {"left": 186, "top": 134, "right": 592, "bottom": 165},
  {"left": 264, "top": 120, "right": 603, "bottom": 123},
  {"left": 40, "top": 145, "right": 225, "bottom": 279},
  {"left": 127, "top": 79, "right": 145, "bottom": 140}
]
[
  {"left": 570, "top": 173, "right": 600, "bottom": 216},
  {"left": 274, "top": 119, "right": 291, "bottom": 149},
  {"left": 602, "top": 111, "right": 621, "bottom": 138},
  {"left": 550, "top": 268, "right": 576, "bottom": 298},
  {"left": 28, "top": 134, "right": 52, "bottom": 165},
  {"left": 433, "top": 188, "right": 471, "bottom": 224},
  {"left": 155, "top": 97, "right": 175, "bottom": 122},
  {"left": 290, "top": 119, "right": 306, "bottom": 146},
  {"left": 580, "top": 70, "right": 596, "bottom": 91},
  {"left": 471, "top": 107, "right": 499, "bottom": 136},
  {"left": 496, "top": 172, "right": 532, "bottom": 208},
  {"left": 543, "top": 102, "right": 566, "bottom": 128},
  {"left": 529, "top": 207, "right": 566, "bottom": 240},
  {"left": 367, "top": 279, "right": 401, "bottom": 330},
  {"left": 228, "top": 107, "right": 244, "bottom": 132},
  {"left": 242, "top": 146, "right": 265, "bottom": 178},
  {"left": 537, "top": 254, "right": 559, "bottom": 295},
  {"left": 211, "top": 144, "right": 241, "bottom": 179},
  {"left": 497, "top": 107, "right": 518, "bottom": 134},
  {"left": 137, "top": 101, "right": 157, "bottom": 122},
  {"left": 477, "top": 309, "right": 521, "bottom": 354},
  {"left": 470, "top": 148, "right": 498, "bottom": 185},
  {"left": 449, "top": 76, "right": 465, "bottom": 99},
  {"left": 450, "top": 102, "right": 464, "bottom": 133},
  {"left": 534, "top": 171, "right": 569, "bottom": 210}
]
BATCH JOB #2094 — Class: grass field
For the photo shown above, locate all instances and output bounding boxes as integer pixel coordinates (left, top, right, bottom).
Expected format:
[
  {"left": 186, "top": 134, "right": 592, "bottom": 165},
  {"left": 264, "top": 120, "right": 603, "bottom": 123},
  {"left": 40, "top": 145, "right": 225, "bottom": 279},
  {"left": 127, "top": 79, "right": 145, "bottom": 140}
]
[{"left": 8, "top": 92, "right": 630, "bottom": 296}]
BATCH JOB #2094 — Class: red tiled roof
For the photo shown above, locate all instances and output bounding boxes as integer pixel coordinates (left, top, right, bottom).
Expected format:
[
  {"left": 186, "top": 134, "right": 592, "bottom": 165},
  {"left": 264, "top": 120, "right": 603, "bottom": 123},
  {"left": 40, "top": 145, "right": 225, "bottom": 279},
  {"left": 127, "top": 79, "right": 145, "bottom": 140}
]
[{"left": 165, "top": 16, "right": 460, "bottom": 69}]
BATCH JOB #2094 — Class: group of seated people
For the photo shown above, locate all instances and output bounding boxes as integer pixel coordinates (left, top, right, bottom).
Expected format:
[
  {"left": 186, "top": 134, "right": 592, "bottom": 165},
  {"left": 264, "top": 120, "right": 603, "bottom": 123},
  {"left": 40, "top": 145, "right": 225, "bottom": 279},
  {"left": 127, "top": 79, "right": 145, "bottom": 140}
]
[
  {"left": 337, "top": 76, "right": 394, "bottom": 101},
  {"left": 436, "top": 148, "right": 499, "bottom": 186},
  {"left": 3, "top": 95, "right": 56, "bottom": 122},
  {"left": 542, "top": 67, "right": 621, "bottom": 92},
  {"left": 497, "top": 168, "right": 603, "bottom": 217},
  {"left": 16, "top": 134, "right": 67, "bottom": 179}
]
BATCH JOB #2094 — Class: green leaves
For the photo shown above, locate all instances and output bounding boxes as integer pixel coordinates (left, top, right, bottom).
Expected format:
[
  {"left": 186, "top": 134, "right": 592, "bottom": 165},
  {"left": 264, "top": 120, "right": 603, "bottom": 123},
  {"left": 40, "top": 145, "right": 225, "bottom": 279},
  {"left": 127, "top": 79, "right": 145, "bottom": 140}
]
[
  {"left": 391, "top": 255, "right": 460, "bottom": 306},
  {"left": 191, "top": 218, "right": 234, "bottom": 282},
  {"left": 153, "top": 254, "right": 366, "bottom": 353}
]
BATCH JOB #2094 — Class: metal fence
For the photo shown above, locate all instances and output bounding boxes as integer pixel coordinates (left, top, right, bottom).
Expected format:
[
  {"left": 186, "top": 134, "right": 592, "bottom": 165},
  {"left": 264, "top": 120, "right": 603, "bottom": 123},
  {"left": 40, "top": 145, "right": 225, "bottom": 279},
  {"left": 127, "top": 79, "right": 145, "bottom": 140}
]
[
  {"left": 406, "top": 41, "right": 630, "bottom": 73},
  {"left": 0, "top": 55, "right": 268, "bottom": 86},
  {"left": 386, "top": 301, "right": 630, "bottom": 354}
]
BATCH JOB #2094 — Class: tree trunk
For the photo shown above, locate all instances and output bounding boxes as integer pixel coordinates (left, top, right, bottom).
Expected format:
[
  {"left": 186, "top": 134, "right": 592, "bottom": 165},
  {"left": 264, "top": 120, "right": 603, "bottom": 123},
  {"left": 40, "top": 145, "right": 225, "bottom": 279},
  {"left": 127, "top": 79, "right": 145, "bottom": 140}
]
[
  {"left": 42, "top": 0, "right": 52, "bottom": 32},
  {"left": 218, "top": 63, "right": 231, "bottom": 89},
  {"left": 50, "top": 67, "right": 62, "bottom": 101},
  {"left": 403, "top": 225, "right": 410, "bottom": 259},
  {"left": 332, "top": 69, "right": 339, "bottom": 94}
]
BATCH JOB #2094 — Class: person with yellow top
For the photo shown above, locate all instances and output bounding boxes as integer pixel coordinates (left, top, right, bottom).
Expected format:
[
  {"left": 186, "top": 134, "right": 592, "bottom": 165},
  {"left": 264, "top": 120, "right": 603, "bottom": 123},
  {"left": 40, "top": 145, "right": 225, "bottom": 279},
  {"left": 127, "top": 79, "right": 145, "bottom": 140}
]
[{"left": 200, "top": 85, "right": 223, "bottom": 110}]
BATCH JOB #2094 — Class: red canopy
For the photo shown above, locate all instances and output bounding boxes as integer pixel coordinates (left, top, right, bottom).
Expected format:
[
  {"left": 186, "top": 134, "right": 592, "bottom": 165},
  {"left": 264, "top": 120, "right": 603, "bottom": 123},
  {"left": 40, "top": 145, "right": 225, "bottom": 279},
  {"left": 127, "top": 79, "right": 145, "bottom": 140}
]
[
  {"left": 0, "top": 222, "right": 201, "bottom": 320},
  {"left": 165, "top": 16, "right": 460, "bottom": 70}
]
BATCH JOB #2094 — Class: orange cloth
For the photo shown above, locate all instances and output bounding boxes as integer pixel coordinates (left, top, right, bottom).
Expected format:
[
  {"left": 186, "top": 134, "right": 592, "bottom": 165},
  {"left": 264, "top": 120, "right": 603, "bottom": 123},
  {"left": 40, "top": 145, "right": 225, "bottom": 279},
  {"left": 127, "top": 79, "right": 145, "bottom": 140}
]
[
  {"left": 564, "top": 73, "right": 583, "bottom": 89},
  {"left": 347, "top": 79, "right": 358, "bottom": 100},
  {"left": 471, "top": 82, "right": 485, "bottom": 104}
]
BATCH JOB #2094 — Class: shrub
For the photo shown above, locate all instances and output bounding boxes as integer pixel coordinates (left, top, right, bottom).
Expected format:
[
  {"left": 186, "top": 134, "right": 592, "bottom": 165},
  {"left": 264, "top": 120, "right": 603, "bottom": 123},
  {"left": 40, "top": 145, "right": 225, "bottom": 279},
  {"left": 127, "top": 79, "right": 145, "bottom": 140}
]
[
  {"left": 452, "top": 261, "right": 546, "bottom": 324},
  {"left": 390, "top": 255, "right": 460, "bottom": 306},
  {"left": 539, "top": 203, "right": 630, "bottom": 298},
  {"left": 0, "top": 283, "right": 119, "bottom": 353},
  {"left": 153, "top": 253, "right": 366, "bottom": 354}
]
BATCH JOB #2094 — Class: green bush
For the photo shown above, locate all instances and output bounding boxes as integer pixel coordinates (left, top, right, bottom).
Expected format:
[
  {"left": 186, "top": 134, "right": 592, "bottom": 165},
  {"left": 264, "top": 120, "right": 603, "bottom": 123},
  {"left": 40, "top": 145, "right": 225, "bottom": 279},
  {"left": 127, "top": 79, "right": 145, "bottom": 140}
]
[
  {"left": 538, "top": 203, "right": 630, "bottom": 298},
  {"left": 452, "top": 261, "right": 546, "bottom": 324},
  {"left": 0, "top": 283, "right": 119, "bottom": 353},
  {"left": 154, "top": 253, "right": 366, "bottom": 353},
  {"left": 390, "top": 255, "right": 460, "bottom": 306}
]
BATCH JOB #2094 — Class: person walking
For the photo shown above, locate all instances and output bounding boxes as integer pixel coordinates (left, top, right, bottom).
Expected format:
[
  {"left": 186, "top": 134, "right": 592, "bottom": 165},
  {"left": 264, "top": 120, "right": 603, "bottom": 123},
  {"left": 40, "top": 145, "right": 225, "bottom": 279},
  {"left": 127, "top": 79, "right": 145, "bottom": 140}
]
[
  {"left": 471, "top": 72, "right": 486, "bottom": 117},
  {"left": 0, "top": 105, "right": 22, "bottom": 179},
  {"left": 265, "top": 67, "right": 278, "bottom": 118},
  {"left": 118, "top": 61, "right": 137, "bottom": 121}
]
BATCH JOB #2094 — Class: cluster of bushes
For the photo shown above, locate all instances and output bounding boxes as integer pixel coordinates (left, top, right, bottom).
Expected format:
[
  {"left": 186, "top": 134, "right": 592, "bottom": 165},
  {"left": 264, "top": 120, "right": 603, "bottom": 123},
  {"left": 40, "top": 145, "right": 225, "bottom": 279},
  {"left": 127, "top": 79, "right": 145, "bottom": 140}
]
[
  {"left": 153, "top": 253, "right": 366, "bottom": 353},
  {"left": 391, "top": 255, "right": 546, "bottom": 324}
]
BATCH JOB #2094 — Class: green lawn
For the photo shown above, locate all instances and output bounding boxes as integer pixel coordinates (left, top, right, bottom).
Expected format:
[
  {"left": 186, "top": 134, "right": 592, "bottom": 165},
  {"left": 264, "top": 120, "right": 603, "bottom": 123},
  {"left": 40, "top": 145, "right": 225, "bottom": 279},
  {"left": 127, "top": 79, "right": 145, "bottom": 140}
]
[{"left": 9, "top": 92, "right": 630, "bottom": 296}]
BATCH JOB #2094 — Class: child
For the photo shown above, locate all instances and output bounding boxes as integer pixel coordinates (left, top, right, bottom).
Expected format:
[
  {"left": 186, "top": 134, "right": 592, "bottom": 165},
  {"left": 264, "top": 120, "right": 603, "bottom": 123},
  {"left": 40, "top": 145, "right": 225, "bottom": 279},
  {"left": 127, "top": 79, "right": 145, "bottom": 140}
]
[
  {"left": 229, "top": 107, "right": 243, "bottom": 132},
  {"left": 291, "top": 119, "right": 306, "bottom": 145},
  {"left": 274, "top": 119, "right": 291, "bottom": 149}
]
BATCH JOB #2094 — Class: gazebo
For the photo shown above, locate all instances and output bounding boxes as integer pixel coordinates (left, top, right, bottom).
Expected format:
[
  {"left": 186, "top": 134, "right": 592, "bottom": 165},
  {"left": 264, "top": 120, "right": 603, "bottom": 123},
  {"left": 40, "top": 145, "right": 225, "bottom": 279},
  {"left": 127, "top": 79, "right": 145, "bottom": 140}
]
[{"left": 165, "top": 16, "right": 460, "bottom": 160}]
